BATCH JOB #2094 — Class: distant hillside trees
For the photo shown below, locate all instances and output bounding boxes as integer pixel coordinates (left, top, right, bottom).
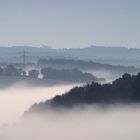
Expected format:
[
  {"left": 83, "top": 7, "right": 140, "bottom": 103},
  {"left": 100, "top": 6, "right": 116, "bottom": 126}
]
[
  {"left": 38, "top": 58, "right": 139, "bottom": 73},
  {"left": 28, "top": 69, "right": 39, "bottom": 78},
  {"left": 0, "top": 67, "right": 4, "bottom": 75},
  {"left": 0, "top": 65, "right": 102, "bottom": 83},
  {"left": 0, "top": 65, "right": 23, "bottom": 76},
  {"left": 41, "top": 67, "right": 102, "bottom": 82},
  {"left": 0, "top": 65, "right": 37, "bottom": 78},
  {"left": 4, "top": 65, "right": 22, "bottom": 76}
]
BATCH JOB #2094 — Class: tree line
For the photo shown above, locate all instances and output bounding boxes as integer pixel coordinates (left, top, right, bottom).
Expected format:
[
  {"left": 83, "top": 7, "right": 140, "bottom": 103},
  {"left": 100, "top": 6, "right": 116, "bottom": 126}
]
[
  {"left": 0, "top": 65, "right": 102, "bottom": 83},
  {"left": 0, "top": 65, "right": 39, "bottom": 78},
  {"left": 29, "top": 72, "right": 140, "bottom": 112}
]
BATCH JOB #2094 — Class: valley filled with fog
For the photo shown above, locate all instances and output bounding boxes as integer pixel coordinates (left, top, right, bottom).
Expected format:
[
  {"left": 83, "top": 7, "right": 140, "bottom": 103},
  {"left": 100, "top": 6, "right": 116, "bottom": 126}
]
[
  {"left": 0, "top": 67, "right": 132, "bottom": 125},
  {"left": 1, "top": 105, "right": 140, "bottom": 140},
  {"left": 0, "top": 72, "right": 140, "bottom": 140},
  {"left": 0, "top": 46, "right": 140, "bottom": 140},
  {"left": 0, "top": 83, "right": 77, "bottom": 125},
  {"left": 0, "top": 0, "right": 140, "bottom": 138}
]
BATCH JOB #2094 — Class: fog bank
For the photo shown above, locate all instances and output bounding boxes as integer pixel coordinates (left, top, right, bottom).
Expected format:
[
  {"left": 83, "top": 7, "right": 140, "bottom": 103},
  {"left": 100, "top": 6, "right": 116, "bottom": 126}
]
[
  {"left": 0, "top": 105, "right": 140, "bottom": 140},
  {"left": 0, "top": 84, "right": 76, "bottom": 125}
]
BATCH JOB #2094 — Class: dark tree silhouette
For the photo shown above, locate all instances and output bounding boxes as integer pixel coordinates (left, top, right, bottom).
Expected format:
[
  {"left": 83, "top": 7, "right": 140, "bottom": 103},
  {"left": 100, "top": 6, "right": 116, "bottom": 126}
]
[
  {"left": 28, "top": 69, "right": 39, "bottom": 78},
  {"left": 38, "top": 58, "right": 139, "bottom": 73},
  {"left": 0, "top": 67, "right": 4, "bottom": 75},
  {"left": 4, "top": 65, "right": 22, "bottom": 76},
  {"left": 41, "top": 67, "right": 101, "bottom": 82},
  {"left": 29, "top": 73, "right": 140, "bottom": 112}
]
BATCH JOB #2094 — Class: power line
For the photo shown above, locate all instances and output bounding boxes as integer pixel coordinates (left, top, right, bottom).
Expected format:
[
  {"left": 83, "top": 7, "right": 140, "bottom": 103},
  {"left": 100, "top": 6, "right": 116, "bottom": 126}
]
[{"left": 23, "top": 50, "right": 26, "bottom": 70}]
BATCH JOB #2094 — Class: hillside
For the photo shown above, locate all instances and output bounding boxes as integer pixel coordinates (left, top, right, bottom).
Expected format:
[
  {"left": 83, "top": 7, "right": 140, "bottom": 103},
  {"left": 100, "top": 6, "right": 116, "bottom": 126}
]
[
  {"left": 28, "top": 73, "right": 140, "bottom": 112},
  {"left": 38, "top": 58, "right": 139, "bottom": 73},
  {"left": 1, "top": 46, "right": 140, "bottom": 67},
  {"left": 41, "top": 67, "right": 103, "bottom": 83}
]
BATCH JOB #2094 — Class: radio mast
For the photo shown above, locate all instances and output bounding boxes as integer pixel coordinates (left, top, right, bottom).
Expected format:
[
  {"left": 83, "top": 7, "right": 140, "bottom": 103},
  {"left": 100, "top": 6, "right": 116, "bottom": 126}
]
[{"left": 23, "top": 50, "right": 26, "bottom": 71}]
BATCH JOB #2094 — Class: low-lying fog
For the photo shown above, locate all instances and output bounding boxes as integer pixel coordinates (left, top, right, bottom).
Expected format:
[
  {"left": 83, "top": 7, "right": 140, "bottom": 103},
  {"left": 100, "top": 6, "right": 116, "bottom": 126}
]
[
  {"left": 86, "top": 70, "right": 120, "bottom": 83},
  {"left": 0, "top": 69, "right": 118, "bottom": 125},
  {"left": 0, "top": 77, "right": 140, "bottom": 140},
  {"left": 0, "top": 105, "right": 140, "bottom": 140},
  {"left": 0, "top": 83, "right": 77, "bottom": 125}
]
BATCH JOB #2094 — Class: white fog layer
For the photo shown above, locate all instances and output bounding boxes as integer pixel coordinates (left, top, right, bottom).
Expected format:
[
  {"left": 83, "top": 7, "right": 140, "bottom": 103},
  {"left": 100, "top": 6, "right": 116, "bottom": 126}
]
[
  {"left": 0, "top": 84, "right": 77, "bottom": 125},
  {"left": 0, "top": 106, "right": 140, "bottom": 140}
]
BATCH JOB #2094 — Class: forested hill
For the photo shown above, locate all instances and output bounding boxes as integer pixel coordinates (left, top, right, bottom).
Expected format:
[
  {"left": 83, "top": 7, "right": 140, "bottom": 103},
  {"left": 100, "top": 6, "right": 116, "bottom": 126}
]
[
  {"left": 29, "top": 73, "right": 140, "bottom": 112},
  {"left": 38, "top": 58, "right": 139, "bottom": 73},
  {"left": 1, "top": 46, "right": 140, "bottom": 67}
]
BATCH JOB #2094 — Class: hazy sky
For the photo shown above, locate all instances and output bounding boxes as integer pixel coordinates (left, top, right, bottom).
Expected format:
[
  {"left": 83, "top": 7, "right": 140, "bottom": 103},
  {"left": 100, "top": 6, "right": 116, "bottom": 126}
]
[{"left": 0, "top": 0, "right": 139, "bottom": 48}]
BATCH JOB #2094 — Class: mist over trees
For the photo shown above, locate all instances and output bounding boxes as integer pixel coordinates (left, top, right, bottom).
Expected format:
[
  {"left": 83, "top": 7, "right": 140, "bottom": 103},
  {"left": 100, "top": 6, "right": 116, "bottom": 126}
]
[
  {"left": 29, "top": 73, "right": 140, "bottom": 112},
  {"left": 41, "top": 67, "right": 103, "bottom": 82},
  {"left": 38, "top": 58, "right": 139, "bottom": 73},
  {"left": 0, "top": 64, "right": 105, "bottom": 88},
  {"left": 28, "top": 69, "right": 39, "bottom": 78},
  {"left": 0, "top": 64, "right": 103, "bottom": 83},
  {"left": 0, "top": 65, "right": 24, "bottom": 77}
]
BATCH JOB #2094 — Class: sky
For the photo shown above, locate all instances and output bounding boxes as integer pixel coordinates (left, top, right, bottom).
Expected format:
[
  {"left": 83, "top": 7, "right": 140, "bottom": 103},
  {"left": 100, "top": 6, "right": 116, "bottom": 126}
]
[{"left": 0, "top": 0, "right": 139, "bottom": 48}]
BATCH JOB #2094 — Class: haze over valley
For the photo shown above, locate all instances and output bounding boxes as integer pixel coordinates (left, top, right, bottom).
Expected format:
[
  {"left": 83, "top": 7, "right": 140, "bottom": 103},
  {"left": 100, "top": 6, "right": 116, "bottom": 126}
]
[{"left": 0, "top": 0, "right": 140, "bottom": 139}]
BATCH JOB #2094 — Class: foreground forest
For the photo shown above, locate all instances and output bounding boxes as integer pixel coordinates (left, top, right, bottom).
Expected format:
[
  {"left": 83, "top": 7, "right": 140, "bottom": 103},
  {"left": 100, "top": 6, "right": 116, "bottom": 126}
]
[{"left": 29, "top": 72, "right": 140, "bottom": 112}]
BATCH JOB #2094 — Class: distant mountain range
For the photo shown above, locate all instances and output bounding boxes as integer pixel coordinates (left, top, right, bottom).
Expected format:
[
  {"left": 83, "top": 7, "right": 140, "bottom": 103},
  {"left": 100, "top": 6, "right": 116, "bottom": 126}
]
[
  {"left": 60, "top": 46, "right": 140, "bottom": 60},
  {"left": 0, "top": 46, "right": 140, "bottom": 67}
]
